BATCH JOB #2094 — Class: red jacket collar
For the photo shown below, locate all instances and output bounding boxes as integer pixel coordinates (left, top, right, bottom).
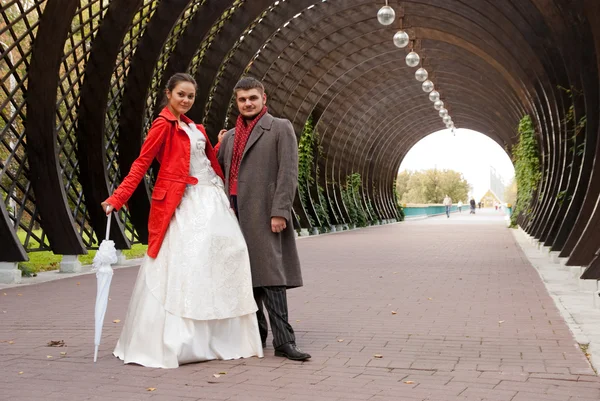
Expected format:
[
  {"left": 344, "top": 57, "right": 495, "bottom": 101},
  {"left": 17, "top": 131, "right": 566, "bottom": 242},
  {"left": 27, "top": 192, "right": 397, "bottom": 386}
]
[{"left": 158, "top": 106, "right": 193, "bottom": 125}]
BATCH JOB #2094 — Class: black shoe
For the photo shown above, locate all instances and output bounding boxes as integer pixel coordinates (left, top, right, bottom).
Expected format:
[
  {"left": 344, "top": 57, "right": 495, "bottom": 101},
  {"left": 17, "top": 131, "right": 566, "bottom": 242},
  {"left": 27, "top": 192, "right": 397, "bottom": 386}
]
[{"left": 274, "top": 343, "right": 311, "bottom": 361}]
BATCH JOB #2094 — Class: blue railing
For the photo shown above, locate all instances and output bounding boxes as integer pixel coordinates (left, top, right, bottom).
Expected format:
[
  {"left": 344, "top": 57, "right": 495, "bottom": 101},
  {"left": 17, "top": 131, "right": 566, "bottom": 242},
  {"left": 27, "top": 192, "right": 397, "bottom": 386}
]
[{"left": 403, "top": 204, "right": 466, "bottom": 219}]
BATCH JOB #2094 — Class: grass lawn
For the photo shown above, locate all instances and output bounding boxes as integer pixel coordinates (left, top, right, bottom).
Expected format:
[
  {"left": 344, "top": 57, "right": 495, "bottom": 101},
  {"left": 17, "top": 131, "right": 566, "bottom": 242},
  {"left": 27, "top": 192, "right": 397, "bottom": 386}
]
[{"left": 16, "top": 230, "right": 148, "bottom": 275}]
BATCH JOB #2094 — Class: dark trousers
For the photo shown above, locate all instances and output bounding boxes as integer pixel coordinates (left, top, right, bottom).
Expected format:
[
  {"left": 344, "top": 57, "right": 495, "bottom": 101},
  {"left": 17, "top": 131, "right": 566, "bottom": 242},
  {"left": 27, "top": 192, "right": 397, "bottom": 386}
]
[
  {"left": 254, "top": 286, "right": 296, "bottom": 348},
  {"left": 230, "top": 195, "right": 296, "bottom": 348}
]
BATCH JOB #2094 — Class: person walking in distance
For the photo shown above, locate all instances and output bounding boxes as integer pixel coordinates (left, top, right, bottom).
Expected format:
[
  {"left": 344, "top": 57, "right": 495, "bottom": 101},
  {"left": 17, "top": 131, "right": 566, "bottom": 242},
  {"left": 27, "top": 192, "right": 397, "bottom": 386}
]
[
  {"left": 470, "top": 198, "right": 477, "bottom": 214},
  {"left": 443, "top": 194, "right": 452, "bottom": 218},
  {"left": 217, "top": 77, "right": 311, "bottom": 361}
]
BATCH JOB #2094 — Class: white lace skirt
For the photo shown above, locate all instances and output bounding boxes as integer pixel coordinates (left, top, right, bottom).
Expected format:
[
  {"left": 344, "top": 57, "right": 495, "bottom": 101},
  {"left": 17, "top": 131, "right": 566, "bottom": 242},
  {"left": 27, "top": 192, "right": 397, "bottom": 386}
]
[{"left": 114, "top": 180, "right": 263, "bottom": 368}]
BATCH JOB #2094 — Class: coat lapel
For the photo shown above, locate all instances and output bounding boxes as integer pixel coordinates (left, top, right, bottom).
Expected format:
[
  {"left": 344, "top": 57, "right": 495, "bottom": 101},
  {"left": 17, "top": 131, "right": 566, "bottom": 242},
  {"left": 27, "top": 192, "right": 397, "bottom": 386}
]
[{"left": 242, "top": 113, "right": 273, "bottom": 159}]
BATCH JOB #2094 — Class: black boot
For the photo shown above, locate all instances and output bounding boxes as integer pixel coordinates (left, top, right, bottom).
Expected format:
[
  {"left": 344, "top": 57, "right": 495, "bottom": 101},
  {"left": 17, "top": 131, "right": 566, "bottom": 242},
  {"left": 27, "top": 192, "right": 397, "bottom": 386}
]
[{"left": 274, "top": 343, "right": 311, "bottom": 361}]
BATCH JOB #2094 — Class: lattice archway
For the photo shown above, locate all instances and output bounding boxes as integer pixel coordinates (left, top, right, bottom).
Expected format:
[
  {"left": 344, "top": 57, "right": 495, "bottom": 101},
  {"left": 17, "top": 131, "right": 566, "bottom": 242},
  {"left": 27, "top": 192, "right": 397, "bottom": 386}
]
[{"left": 1, "top": 0, "right": 600, "bottom": 281}]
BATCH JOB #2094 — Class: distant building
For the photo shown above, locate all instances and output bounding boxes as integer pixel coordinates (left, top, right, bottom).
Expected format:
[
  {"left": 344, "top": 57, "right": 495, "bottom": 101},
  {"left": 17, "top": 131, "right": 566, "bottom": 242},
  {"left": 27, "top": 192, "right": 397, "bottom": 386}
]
[
  {"left": 471, "top": 166, "right": 507, "bottom": 205},
  {"left": 489, "top": 166, "right": 506, "bottom": 202},
  {"left": 479, "top": 189, "right": 503, "bottom": 208}
]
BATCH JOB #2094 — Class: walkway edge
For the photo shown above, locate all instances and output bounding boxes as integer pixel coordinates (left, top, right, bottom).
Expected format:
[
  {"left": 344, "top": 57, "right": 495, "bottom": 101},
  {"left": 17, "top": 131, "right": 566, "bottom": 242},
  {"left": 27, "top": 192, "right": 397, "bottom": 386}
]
[
  {"left": 512, "top": 227, "right": 600, "bottom": 373},
  {"left": 1, "top": 222, "right": 399, "bottom": 289},
  {"left": 0, "top": 258, "right": 144, "bottom": 290}
]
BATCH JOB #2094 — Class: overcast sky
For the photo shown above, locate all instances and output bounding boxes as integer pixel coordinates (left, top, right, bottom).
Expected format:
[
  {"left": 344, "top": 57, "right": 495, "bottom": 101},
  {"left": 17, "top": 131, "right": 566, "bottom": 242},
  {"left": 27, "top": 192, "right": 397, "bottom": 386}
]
[{"left": 398, "top": 128, "right": 515, "bottom": 201}]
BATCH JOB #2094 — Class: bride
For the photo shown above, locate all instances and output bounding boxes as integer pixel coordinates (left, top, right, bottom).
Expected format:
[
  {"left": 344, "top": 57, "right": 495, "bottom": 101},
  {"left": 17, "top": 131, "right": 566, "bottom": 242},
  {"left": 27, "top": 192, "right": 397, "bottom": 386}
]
[{"left": 102, "top": 72, "right": 263, "bottom": 368}]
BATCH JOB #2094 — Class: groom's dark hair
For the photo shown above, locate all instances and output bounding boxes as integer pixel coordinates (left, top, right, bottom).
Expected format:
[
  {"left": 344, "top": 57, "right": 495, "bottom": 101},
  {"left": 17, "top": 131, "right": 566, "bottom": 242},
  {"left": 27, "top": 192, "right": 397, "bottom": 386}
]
[{"left": 234, "top": 76, "right": 265, "bottom": 94}]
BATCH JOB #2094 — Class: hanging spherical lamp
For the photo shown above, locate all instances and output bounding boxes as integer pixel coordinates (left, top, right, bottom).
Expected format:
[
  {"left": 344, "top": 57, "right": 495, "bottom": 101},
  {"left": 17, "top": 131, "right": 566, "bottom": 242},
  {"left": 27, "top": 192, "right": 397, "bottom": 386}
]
[
  {"left": 434, "top": 100, "right": 444, "bottom": 110},
  {"left": 393, "top": 30, "right": 409, "bottom": 48},
  {"left": 415, "top": 68, "right": 428, "bottom": 82},
  {"left": 405, "top": 51, "right": 420, "bottom": 67},
  {"left": 443, "top": 115, "right": 452, "bottom": 124},
  {"left": 439, "top": 107, "right": 448, "bottom": 118},
  {"left": 429, "top": 90, "right": 440, "bottom": 102},
  {"left": 377, "top": 5, "right": 395, "bottom": 25},
  {"left": 421, "top": 80, "right": 434, "bottom": 93}
]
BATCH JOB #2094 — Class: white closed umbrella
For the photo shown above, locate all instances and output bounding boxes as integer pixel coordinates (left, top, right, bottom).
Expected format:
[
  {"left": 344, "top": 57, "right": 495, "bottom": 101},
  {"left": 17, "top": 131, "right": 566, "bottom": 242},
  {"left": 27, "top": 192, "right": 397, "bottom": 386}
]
[{"left": 92, "top": 207, "right": 118, "bottom": 362}]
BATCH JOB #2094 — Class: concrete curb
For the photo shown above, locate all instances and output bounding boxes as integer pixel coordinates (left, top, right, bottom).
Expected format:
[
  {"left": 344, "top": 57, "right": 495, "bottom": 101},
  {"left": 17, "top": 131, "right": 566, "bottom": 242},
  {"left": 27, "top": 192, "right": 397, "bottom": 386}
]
[{"left": 0, "top": 258, "right": 144, "bottom": 290}]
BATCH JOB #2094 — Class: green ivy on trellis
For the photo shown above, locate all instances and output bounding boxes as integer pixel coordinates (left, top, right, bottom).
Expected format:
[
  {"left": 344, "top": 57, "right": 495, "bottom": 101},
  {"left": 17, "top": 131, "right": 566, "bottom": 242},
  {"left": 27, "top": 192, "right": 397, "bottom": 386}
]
[
  {"left": 511, "top": 115, "right": 541, "bottom": 226},
  {"left": 557, "top": 85, "right": 586, "bottom": 206},
  {"left": 392, "top": 178, "right": 405, "bottom": 221},
  {"left": 298, "top": 115, "right": 330, "bottom": 229},
  {"left": 341, "top": 173, "right": 368, "bottom": 227}
]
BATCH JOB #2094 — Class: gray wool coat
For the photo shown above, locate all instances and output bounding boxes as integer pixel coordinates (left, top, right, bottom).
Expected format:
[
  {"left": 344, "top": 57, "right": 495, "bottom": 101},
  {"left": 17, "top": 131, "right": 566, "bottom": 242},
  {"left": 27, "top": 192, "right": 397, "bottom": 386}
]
[{"left": 217, "top": 112, "right": 303, "bottom": 289}]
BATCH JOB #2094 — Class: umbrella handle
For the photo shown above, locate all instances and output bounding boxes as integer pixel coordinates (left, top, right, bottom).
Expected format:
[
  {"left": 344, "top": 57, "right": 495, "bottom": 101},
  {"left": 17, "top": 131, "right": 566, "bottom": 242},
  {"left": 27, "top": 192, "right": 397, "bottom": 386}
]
[{"left": 105, "top": 206, "right": 112, "bottom": 241}]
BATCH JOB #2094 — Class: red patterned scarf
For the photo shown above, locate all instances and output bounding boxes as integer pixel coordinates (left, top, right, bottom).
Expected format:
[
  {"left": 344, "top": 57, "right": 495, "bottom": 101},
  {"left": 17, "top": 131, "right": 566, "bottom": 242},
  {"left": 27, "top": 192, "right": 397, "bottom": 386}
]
[{"left": 229, "top": 106, "right": 268, "bottom": 195}]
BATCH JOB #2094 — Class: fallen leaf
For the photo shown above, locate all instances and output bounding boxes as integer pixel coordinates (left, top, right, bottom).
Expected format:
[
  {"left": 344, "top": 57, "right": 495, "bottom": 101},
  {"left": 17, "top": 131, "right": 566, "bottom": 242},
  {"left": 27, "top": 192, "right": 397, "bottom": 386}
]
[
  {"left": 113, "top": 319, "right": 121, "bottom": 323},
  {"left": 8, "top": 341, "right": 14, "bottom": 344},
  {"left": 373, "top": 354, "right": 383, "bottom": 358},
  {"left": 337, "top": 339, "right": 344, "bottom": 342},
  {"left": 17, "top": 294, "right": 22, "bottom": 296},
  {"left": 76, "top": 282, "right": 80, "bottom": 286},
  {"left": 393, "top": 272, "right": 398, "bottom": 274},
  {"left": 60, "top": 352, "right": 67, "bottom": 356},
  {"left": 212, "top": 374, "right": 221, "bottom": 378},
  {"left": 428, "top": 298, "right": 433, "bottom": 300},
  {"left": 296, "top": 320, "right": 300, "bottom": 322},
  {"left": 404, "top": 380, "right": 414, "bottom": 384},
  {"left": 47, "top": 340, "right": 65, "bottom": 347},
  {"left": 146, "top": 388, "right": 156, "bottom": 392},
  {"left": 46, "top": 355, "right": 53, "bottom": 359},
  {"left": 218, "top": 371, "right": 227, "bottom": 375},
  {"left": 391, "top": 311, "right": 397, "bottom": 315},
  {"left": 18, "top": 371, "right": 23, "bottom": 375},
  {"left": 498, "top": 320, "right": 505, "bottom": 324}
]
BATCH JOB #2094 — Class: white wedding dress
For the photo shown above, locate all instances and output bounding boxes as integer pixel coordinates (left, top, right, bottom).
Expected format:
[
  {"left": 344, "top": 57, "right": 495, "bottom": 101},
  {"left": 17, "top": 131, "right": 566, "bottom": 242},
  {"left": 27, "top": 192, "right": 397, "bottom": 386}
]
[{"left": 113, "top": 122, "right": 263, "bottom": 368}]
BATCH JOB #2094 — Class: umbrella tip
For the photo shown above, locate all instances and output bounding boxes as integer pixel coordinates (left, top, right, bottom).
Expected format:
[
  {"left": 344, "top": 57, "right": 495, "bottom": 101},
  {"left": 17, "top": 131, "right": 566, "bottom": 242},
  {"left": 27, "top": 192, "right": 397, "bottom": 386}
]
[{"left": 94, "top": 346, "right": 99, "bottom": 362}]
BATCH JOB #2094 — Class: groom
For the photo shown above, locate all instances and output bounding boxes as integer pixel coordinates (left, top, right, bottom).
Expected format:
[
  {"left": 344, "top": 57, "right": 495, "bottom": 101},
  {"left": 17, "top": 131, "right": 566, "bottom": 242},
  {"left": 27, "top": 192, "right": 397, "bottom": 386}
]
[{"left": 217, "top": 77, "right": 311, "bottom": 361}]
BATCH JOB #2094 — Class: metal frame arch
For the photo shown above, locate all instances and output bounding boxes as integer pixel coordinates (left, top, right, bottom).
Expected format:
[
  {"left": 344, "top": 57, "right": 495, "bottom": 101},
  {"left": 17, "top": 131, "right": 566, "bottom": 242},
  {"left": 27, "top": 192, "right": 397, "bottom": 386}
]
[
  {"left": 186, "top": 0, "right": 274, "bottom": 131},
  {"left": 24, "top": 0, "right": 86, "bottom": 255},
  {"left": 202, "top": 0, "right": 318, "bottom": 138},
  {"left": 156, "top": 0, "right": 233, "bottom": 118},
  {"left": 76, "top": 0, "right": 145, "bottom": 249},
  {"left": 116, "top": 0, "right": 193, "bottom": 243}
]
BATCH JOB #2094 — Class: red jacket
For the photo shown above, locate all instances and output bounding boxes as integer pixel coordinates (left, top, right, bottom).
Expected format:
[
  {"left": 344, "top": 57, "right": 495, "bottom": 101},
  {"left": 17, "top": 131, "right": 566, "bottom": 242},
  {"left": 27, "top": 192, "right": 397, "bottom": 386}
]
[{"left": 105, "top": 107, "right": 224, "bottom": 258}]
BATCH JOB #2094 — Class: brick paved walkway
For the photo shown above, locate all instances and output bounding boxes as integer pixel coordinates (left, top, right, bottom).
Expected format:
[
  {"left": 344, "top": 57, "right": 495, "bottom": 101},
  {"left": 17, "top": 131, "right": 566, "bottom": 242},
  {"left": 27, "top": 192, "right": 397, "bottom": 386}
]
[{"left": 1, "top": 210, "right": 599, "bottom": 401}]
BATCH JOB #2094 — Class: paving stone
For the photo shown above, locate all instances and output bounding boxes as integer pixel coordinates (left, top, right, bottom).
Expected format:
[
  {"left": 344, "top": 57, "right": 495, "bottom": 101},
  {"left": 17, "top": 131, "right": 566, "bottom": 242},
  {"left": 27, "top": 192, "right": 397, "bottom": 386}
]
[{"left": 0, "top": 211, "right": 598, "bottom": 400}]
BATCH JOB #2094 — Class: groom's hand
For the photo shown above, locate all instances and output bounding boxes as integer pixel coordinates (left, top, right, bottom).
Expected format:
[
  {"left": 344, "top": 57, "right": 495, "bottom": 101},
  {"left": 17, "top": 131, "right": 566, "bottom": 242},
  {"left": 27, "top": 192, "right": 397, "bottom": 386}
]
[
  {"left": 271, "top": 216, "right": 287, "bottom": 233},
  {"left": 217, "top": 129, "right": 227, "bottom": 143}
]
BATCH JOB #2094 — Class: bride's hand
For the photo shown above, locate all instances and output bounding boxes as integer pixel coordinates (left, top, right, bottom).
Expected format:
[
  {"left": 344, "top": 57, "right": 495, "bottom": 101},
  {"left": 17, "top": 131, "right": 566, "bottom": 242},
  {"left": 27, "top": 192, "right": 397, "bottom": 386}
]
[{"left": 101, "top": 202, "right": 114, "bottom": 215}]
